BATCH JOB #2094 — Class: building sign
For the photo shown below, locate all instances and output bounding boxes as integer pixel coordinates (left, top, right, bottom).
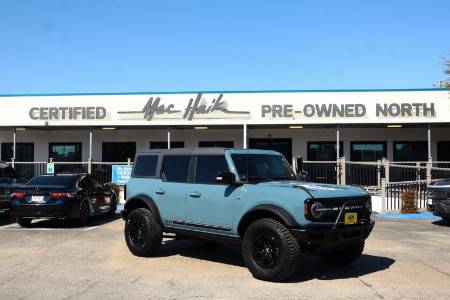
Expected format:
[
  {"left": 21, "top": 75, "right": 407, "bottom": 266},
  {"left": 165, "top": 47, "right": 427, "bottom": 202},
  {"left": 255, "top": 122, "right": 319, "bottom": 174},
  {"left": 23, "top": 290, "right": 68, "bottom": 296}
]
[
  {"left": 46, "top": 163, "right": 55, "bottom": 174},
  {"left": 0, "top": 89, "right": 448, "bottom": 126},
  {"left": 29, "top": 106, "right": 107, "bottom": 120},
  {"left": 111, "top": 165, "right": 132, "bottom": 185},
  {"left": 118, "top": 93, "right": 250, "bottom": 121}
]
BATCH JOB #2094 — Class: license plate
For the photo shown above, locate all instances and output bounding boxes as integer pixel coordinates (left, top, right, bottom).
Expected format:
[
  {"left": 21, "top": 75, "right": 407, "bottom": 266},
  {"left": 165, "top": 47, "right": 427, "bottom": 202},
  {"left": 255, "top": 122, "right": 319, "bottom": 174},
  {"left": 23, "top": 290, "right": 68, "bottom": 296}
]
[
  {"left": 344, "top": 212, "right": 358, "bottom": 225},
  {"left": 427, "top": 198, "right": 433, "bottom": 205},
  {"left": 31, "top": 195, "right": 45, "bottom": 203}
]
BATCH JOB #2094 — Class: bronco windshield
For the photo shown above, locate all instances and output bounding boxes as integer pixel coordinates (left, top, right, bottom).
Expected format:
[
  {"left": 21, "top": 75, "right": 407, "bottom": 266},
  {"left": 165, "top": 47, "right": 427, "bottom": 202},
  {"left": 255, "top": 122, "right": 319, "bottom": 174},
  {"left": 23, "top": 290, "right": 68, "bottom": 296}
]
[{"left": 231, "top": 154, "right": 297, "bottom": 181}]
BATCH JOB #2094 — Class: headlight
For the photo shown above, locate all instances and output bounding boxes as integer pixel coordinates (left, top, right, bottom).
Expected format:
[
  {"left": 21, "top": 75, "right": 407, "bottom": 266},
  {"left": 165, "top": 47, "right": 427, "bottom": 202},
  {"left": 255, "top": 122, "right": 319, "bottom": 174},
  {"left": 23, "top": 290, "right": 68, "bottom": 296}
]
[
  {"left": 365, "top": 199, "right": 372, "bottom": 213},
  {"left": 310, "top": 201, "right": 324, "bottom": 219}
]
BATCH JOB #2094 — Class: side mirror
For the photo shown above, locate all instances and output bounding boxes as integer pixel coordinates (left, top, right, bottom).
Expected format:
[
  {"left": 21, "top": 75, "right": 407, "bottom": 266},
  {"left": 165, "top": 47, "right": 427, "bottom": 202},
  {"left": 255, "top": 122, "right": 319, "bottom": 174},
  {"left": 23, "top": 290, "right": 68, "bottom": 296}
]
[
  {"left": 216, "top": 171, "right": 236, "bottom": 185},
  {"left": 295, "top": 156, "right": 309, "bottom": 180}
]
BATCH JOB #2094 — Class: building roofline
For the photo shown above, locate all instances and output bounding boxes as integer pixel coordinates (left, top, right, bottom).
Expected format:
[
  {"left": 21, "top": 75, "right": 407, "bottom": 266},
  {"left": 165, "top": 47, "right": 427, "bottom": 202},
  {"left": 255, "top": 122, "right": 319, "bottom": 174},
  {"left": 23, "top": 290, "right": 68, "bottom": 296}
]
[{"left": 0, "top": 88, "right": 448, "bottom": 97}]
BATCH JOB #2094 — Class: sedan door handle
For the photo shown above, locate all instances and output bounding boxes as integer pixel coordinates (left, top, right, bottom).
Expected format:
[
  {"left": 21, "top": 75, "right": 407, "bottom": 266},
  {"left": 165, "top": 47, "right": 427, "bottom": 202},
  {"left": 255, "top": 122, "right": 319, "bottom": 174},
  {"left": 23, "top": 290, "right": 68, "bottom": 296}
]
[
  {"left": 189, "top": 192, "right": 201, "bottom": 198},
  {"left": 155, "top": 189, "right": 165, "bottom": 195}
]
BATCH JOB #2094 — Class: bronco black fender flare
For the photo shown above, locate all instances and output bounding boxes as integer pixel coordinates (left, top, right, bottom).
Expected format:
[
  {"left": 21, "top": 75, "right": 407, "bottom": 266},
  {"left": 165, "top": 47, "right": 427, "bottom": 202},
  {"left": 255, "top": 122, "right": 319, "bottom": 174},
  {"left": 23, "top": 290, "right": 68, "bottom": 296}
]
[
  {"left": 237, "top": 204, "right": 299, "bottom": 236},
  {"left": 122, "top": 194, "right": 162, "bottom": 224}
]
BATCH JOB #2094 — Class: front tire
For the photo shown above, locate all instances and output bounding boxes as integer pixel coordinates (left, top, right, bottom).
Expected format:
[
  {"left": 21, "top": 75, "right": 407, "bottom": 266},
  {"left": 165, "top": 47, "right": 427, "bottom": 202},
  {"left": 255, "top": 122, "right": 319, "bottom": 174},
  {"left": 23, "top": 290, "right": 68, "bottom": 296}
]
[
  {"left": 319, "top": 241, "right": 365, "bottom": 266},
  {"left": 78, "top": 201, "right": 90, "bottom": 226},
  {"left": 17, "top": 217, "right": 32, "bottom": 227},
  {"left": 125, "top": 208, "right": 162, "bottom": 257},
  {"left": 242, "top": 218, "right": 300, "bottom": 282}
]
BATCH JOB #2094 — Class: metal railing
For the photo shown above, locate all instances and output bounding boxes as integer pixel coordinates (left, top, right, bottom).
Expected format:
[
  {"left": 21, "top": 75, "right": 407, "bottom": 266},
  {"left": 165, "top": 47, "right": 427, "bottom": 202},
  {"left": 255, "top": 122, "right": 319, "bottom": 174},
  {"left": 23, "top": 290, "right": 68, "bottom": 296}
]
[{"left": 383, "top": 180, "right": 429, "bottom": 211}]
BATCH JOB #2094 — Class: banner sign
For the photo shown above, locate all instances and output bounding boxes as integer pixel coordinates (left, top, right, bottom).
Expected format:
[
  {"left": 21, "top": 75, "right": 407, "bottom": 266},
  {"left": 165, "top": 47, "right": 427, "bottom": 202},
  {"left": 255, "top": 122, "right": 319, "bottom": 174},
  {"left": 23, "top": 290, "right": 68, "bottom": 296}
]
[
  {"left": 111, "top": 165, "right": 133, "bottom": 185},
  {"left": 0, "top": 90, "right": 448, "bottom": 126}
]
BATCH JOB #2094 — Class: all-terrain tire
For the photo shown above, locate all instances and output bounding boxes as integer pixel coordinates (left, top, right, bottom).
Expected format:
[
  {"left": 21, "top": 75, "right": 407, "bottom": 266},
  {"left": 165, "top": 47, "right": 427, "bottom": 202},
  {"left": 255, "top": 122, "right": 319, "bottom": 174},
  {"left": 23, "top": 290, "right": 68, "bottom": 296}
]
[
  {"left": 319, "top": 241, "right": 365, "bottom": 266},
  {"left": 125, "top": 208, "right": 162, "bottom": 257},
  {"left": 17, "top": 217, "right": 32, "bottom": 227},
  {"left": 242, "top": 218, "right": 300, "bottom": 282}
]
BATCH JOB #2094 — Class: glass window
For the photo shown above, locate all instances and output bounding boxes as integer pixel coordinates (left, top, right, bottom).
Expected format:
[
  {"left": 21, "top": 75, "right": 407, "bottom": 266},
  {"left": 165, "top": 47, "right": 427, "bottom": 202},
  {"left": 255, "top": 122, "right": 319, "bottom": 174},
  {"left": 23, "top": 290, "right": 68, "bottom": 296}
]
[
  {"left": 307, "top": 142, "right": 343, "bottom": 161},
  {"left": 198, "top": 141, "right": 234, "bottom": 148},
  {"left": 161, "top": 155, "right": 191, "bottom": 182},
  {"left": 150, "top": 141, "right": 184, "bottom": 149},
  {"left": 1, "top": 143, "right": 34, "bottom": 162},
  {"left": 231, "top": 154, "right": 296, "bottom": 181},
  {"left": 49, "top": 143, "right": 82, "bottom": 162},
  {"left": 437, "top": 141, "right": 450, "bottom": 161},
  {"left": 25, "top": 175, "right": 79, "bottom": 187},
  {"left": 133, "top": 155, "right": 158, "bottom": 177},
  {"left": 195, "top": 156, "right": 229, "bottom": 184},
  {"left": 102, "top": 142, "right": 136, "bottom": 162},
  {"left": 394, "top": 141, "right": 427, "bottom": 161},
  {"left": 249, "top": 138, "right": 292, "bottom": 162},
  {"left": 351, "top": 142, "right": 386, "bottom": 161}
]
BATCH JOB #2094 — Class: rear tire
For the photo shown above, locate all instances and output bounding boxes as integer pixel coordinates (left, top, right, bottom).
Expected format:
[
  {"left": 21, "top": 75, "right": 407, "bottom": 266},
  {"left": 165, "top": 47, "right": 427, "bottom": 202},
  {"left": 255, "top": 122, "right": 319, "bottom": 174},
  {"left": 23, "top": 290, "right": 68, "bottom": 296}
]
[
  {"left": 108, "top": 195, "right": 117, "bottom": 218},
  {"left": 125, "top": 208, "right": 162, "bottom": 257},
  {"left": 17, "top": 217, "right": 32, "bottom": 227},
  {"left": 78, "top": 201, "right": 90, "bottom": 226},
  {"left": 242, "top": 218, "right": 300, "bottom": 282},
  {"left": 319, "top": 241, "right": 365, "bottom": 266}
]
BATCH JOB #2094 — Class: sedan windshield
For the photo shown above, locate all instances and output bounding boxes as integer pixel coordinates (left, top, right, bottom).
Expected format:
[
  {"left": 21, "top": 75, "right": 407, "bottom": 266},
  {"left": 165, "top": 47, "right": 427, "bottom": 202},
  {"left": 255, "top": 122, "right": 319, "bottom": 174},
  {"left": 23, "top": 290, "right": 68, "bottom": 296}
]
[
  {"left": 25, "top": 175, "right": 79, "bottom": 187},
  {"left": 231, "top": 154, "right": 297, "bottom": 181}
]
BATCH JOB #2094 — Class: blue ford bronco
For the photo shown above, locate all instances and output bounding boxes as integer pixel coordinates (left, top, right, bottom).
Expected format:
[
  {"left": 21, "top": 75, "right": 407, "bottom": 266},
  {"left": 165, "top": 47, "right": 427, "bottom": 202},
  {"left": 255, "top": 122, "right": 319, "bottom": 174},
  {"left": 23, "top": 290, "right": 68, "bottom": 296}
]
[{"left": 122, "top": 148, "right": 374, "bottom": 281}]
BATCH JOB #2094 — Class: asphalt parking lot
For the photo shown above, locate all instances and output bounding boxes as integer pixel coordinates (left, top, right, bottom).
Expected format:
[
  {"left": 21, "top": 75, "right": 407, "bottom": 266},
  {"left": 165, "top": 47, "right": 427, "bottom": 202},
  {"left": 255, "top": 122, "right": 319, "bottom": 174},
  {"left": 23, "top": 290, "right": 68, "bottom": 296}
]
[{"left": 0, "top": 214, "right": 449, "bottom": 300}]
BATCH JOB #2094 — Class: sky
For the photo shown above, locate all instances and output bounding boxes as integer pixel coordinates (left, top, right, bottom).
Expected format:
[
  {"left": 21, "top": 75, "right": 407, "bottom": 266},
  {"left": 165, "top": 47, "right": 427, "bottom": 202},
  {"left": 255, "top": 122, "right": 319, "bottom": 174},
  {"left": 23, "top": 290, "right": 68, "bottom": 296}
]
[{"left": 0, "top": 0, "right": 449, "bottom": 94}]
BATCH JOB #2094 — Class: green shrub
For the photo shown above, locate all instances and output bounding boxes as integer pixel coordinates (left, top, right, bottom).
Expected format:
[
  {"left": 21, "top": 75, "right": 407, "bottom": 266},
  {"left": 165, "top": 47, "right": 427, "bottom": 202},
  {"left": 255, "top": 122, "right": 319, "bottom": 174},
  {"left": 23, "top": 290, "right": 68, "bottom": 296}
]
[{"left": 401, "top": 188, "right": 417, "bottom": 214}]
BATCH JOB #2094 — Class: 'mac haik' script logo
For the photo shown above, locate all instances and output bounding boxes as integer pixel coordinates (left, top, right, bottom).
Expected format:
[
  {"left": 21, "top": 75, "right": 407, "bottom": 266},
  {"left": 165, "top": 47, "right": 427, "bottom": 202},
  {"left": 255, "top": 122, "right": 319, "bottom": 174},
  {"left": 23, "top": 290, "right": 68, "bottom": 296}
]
[{"left": 118, "top": 93, "right": 249, "bottom": 121}]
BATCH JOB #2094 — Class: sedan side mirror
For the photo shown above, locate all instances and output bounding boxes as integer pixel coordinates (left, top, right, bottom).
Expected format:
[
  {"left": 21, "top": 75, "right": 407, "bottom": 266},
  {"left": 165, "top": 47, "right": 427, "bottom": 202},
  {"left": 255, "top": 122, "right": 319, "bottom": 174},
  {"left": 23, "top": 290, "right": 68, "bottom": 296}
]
[{"left": 216, "top": 171, "right": 236, "bottom": 185}]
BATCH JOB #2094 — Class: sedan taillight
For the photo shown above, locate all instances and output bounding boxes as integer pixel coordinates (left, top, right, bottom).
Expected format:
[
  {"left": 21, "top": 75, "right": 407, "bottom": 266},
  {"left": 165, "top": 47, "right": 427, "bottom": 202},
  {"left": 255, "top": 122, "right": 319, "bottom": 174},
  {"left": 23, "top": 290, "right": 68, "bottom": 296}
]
[
  {"left": 11, "top": 192, "right": 26, "bottom": 199},
  {"left": 49, "top": 192, "right": 76, "bottom": 199}
]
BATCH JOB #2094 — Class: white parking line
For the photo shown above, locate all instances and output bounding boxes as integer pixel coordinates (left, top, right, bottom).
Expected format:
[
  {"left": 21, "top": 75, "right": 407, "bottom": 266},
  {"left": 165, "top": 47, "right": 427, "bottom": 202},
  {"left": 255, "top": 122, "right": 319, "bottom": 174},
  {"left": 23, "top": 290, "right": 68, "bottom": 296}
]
[{"left": 84, "top": 225, "right": 100, "bottom": 231}]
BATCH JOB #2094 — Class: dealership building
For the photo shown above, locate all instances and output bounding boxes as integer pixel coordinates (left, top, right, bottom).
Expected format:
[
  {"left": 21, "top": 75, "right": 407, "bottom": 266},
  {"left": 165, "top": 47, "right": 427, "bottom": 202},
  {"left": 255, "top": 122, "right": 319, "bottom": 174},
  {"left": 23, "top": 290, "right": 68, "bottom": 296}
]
[{"left": 0, "top": 88, "right": 449, "bottom": 166}]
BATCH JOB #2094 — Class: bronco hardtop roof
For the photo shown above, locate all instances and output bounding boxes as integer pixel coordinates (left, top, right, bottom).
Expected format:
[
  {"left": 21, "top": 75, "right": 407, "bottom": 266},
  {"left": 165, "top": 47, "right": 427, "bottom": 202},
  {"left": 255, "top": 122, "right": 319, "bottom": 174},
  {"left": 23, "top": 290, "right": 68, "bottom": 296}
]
[{"left": 136, "top": 147, "right": 281, "bottom": 156}]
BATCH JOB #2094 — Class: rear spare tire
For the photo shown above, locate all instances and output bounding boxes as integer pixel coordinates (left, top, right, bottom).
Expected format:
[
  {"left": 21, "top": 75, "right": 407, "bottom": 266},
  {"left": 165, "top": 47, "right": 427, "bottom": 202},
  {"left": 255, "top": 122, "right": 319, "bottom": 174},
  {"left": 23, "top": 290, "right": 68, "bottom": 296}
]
[
  {"left": 242, "top": 218, "right": 300, "bottom": 282},
  {"left": 125, "top": 207, "right": 162, "bottom": 257}
]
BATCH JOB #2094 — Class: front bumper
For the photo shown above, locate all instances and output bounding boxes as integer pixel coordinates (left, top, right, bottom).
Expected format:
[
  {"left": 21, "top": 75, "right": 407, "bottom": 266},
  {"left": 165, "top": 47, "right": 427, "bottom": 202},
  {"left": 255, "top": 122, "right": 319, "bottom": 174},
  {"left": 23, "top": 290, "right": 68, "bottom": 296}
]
[
  {"left": 292, "top": 220, "right": 375, "bottom": 247},
  {"left": 10, "top": 202, "right": 79, "bottom": 219}
]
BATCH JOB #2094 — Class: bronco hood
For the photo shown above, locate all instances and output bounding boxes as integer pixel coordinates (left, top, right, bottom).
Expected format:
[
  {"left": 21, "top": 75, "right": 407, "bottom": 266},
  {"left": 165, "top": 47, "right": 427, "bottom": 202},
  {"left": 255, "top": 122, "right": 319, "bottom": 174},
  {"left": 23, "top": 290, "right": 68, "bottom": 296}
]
[{"left": 257, "top": 181, "right": 368, "bottom": 198}]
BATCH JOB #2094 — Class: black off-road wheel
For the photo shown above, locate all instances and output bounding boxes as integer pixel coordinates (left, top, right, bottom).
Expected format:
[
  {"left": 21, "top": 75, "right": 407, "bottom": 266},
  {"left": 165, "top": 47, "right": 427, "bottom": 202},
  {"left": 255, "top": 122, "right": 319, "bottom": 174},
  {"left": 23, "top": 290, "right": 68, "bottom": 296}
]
[
  {"left": 78, "top": 201, "right": 90, "bottom": 226},
  {"left": 441, "top": 216, "right": 450, "bottom": 224},
  {"left": 242, "top": 218, "right": 300, "bottom": 282},
  {"left": 319, "top": 241, "right": 365, "bottom": 266},
  {"left": 125, "top": 208, "right": 162, "bottom": 257},
  {"left": 108, "top": 195, "right": 117, "bottom": 218},
  {"left": 17, "top": 217, "right": 32, "bottom": 227}
]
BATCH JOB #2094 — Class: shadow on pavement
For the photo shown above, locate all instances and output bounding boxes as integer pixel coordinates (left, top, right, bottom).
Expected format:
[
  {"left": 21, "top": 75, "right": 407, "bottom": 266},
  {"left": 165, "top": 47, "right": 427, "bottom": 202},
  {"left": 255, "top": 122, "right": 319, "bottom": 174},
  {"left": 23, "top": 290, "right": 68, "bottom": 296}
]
[
  {"left": 17, "top": 214, "right": 121, "bottom": 229},
  {"left": 0, "top": 212, "right": 14, "bottom": 226},
  {"left": 159, "top": 239, "right": 395, "bottom": 283},
  {"left": 431, "top": 219, "right": 450, "bottom": 227}
]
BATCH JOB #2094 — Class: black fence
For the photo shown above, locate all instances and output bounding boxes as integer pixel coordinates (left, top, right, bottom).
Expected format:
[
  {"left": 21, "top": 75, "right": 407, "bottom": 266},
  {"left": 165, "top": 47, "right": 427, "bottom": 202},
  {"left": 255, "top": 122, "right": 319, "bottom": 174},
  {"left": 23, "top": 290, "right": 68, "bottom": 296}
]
[
  {"left": 303, "top": 162, "right": 337, "bottom": 184},
  {"left": 346, "top": 163, "right": 381, "bottom": 186}
]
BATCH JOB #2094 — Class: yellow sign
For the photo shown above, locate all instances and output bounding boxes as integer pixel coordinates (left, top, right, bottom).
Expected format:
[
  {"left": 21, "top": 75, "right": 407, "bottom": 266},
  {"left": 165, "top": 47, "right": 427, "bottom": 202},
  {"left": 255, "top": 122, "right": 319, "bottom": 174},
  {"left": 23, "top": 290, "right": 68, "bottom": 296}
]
[{"left": 344, "top": 213, "right": 358, "bottom": 225}]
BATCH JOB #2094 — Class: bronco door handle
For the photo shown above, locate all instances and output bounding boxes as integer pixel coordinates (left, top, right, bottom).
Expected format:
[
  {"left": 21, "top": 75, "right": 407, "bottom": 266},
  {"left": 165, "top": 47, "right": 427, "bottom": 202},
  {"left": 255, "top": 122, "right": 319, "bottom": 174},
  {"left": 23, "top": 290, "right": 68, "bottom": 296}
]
[
  {"left": 155, "top": 189, "right": 165, "bottom": 195},
  {"left": 189, "top": 192, "right": 201, "bottom": 198}
]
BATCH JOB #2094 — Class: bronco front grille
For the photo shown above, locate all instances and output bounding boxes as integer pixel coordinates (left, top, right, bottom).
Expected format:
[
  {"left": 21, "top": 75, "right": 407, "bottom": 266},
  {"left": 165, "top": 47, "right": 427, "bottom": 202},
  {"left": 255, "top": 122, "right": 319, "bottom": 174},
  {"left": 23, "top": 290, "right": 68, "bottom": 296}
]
[{"left": 305, "top": 196, "right": 371, "bottom": 222}]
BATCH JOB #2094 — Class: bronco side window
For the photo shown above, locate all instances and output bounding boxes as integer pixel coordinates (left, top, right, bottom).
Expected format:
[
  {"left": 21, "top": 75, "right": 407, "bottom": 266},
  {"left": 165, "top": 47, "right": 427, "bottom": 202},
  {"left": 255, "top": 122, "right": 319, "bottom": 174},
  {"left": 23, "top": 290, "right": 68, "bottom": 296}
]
[
  {"left": 133, "top": 155, "right": 158, "bottom": 177},
  {"left": 161, "top": 155, "right": 191, "bottom": 182},
  {"left": 194, "top": 155, "right": 229, "bottom": 184}
]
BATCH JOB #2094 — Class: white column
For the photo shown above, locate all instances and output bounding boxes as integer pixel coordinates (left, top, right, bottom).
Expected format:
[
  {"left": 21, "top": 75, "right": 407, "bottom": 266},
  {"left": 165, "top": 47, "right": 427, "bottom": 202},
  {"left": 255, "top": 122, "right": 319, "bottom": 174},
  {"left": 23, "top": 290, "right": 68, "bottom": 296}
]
[
  {"left": 427, "top": 124, "right": 432, "bottom": 159},
  {"left": 12, "top": 128, "right": 16, "bottom": 160},
  {"left": 89, "top": 128, "right": 93, "bottom": 160},
  {"left": 336, "top": 125, "right": 340, "bottom": 159},
  {"left": 243, "top": 123, "right": 247, "bottom": 149},
  {"left": 167, "top": 127, "right": 171, "bottom": 149}
]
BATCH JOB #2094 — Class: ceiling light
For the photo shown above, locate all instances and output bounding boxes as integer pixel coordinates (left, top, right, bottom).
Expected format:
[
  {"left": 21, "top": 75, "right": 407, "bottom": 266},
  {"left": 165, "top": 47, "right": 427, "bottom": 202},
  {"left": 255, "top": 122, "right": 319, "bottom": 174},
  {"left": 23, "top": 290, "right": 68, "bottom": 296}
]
[
  {"left": 194, "top": 126, "right": 208, "bottom": 130},
  {"left": 102, "top": 127, "right": 116, "bottom": 130},
  {"left": 386, "top": 125, "right": 402, "bottom": 128},
  {"left": 289, "top": 125, "right": 303, "bottom": 129},
  {"left": 15, "top": 128, "right": 27, "bottom": 131}
]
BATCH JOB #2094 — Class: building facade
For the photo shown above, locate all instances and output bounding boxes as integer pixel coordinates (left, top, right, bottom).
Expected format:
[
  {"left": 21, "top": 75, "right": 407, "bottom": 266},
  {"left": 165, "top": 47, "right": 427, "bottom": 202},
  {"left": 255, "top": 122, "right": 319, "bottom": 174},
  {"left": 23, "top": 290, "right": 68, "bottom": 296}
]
[{"left": 0, "top": 89, "right": 449, "bottom": 164}]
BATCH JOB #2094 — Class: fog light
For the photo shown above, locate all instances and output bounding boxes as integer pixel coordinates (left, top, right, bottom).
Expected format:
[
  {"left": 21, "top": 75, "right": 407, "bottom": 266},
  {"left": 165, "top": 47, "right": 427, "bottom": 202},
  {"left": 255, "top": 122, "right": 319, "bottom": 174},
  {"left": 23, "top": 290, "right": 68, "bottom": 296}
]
[{"left": 365, "top": 199, "right": 372, "bottom": 213}]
